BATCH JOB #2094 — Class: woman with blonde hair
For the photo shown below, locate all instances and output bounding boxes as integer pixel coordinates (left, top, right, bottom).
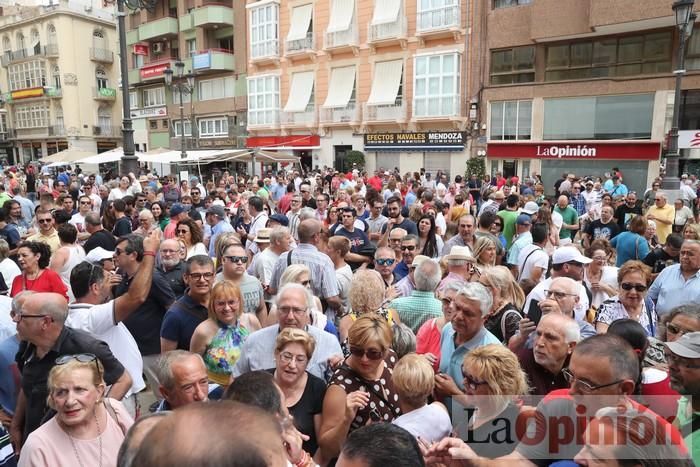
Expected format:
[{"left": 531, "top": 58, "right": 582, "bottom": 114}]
[
  {"left": 472, "top": 236, "right": 498, "bottom": 267},
  {"left": 19, "top": 355, "right": 133, "bottom": 466},
  {"left": 392, "top": 353, "right": 452, "bottom": 443},
  {"left": 478, "top": 266, "right": 524, "bottom": 344},
  {"left": 190, "top": 280, "right": 260, "bottom": 386},
  {"left": 683, "top": 223, "right": 700, "bottom": 240}
]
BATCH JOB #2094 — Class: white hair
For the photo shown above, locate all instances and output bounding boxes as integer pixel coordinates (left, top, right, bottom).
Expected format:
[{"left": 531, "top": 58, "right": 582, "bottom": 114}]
[
  {"left": 274, "top": 282, "right": 314, "bottom": 312},
  {"left": 456, "top": 282, "right": 493, "bottom": 317}
]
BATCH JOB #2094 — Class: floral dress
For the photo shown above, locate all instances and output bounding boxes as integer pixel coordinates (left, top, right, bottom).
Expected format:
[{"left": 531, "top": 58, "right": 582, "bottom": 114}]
[{"left": 203, "top": 320, "right": 250, "bottom": 385}]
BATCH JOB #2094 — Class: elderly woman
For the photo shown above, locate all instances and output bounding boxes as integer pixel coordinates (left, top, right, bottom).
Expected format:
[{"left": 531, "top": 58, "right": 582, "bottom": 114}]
[
  {"left": 645, "top": 219, "right": 660, "bottom": 249},
  {"left": 11, "top": 241, "right": 68, "bottom": 299},
  {"left": 319, "top": 314, "right": 401, "bottom": 460},
  {"left": 472, "top": 236, "right": 498, "bottom": 267},
  {"left": 49, "top": 223, "right": 86, "bottom": 301},
  {"left": 611, "top": 215, "right": 650, "bottom": 267},
  {"left": 595, "top": 261, "right": 657, "bottom": 336},
  {"left": 583, "top": 239, "right": 619, "bottom": 309},
  {"left": 478, "top": 266, "right": 524, "bottom": 344},
  {"left": 674, "top": 198, "right": 695, "bottom": 233},
  {"left": 19, "top": 355, "right": 133, "bottom": 466},
  {"left": 108, "top": 175, "right": 138, "bottom": 201},
  {"left": 391, "top": 353, "right": 452, "bottom": 443},
  {"left": 271, "top": 328, "right": 326, "bottom": 460},
  {"left": 190, "top": 280, "right": 260, "bottom": 386},
  {"left": 133, "top": 210, "right": 157, "bottom": 237},
  {"left": 176, "top": 217, "right": 207, "bottom": 258},
  {"left": 683, "top": 223, "right": 700, "bottom": 240},
  {"left": 417, "top": 281, "right": 463, "bottom": 372},
  {"left": 458, "top": 344, "right": 529, "bottom": 458}
]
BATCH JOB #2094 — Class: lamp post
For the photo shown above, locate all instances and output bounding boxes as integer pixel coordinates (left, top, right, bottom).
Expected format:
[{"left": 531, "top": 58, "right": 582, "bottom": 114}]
[
  {"left": 164, "top": 61, "right": 195, "bottom": 161},
  {"left": 664, "top": 0, "right": 696, "bottom": 190},
  {"left": 116, "top": 0, "right": 138, "bottom": 176}
]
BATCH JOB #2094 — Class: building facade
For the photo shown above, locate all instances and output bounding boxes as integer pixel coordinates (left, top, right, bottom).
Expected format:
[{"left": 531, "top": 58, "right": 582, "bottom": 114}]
[
  {"left": 245, "top": 0, "right": 480, "bottom": 179},
  {"left": 125, "top": 0, "right": 247, "bottom": 155},
  {"left": 481, "top": 0, "right": 700, "bottom": 195},
  {"left": 0, "top": 0, "right": 121, "bottom": 164}
]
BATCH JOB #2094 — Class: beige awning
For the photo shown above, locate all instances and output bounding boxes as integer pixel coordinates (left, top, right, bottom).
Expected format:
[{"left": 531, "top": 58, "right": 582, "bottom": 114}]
[
  {"left": 41, "top": 148, "right": 95, "bottom": 164},
  {"left": 284, "top": 71, "right": 314, "bottom": 113},
  {"left": 327, "top": 0, "right": 354, "bottom": 32},
  {"left": 287, "top": 4, "right": 313, "bottom": 41},
  {"left": 322, "top": 65, "right": 355, "bottom": 108},
  {"left": 367, "top": 59, "right": 403, "bottom": 105},
  {"left": 371, "top": 0, "right": 400, "bottom": 25}
]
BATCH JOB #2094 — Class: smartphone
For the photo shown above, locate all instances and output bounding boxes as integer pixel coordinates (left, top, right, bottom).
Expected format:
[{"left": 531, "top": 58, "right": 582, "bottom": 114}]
[{"left": 527, "top": 300, "right": 543, "bottom": 327}]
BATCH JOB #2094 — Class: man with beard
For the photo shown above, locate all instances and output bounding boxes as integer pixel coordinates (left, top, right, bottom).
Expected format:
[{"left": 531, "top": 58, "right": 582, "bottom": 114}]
[
  {"left": 582, "top": 205, "right": 619, "bottom": 248},
  {"left": 614, "top": 192, "right": 643, "bottom": 233},
  {"left": 159, "top": 239, "right": 186, "bottom": 298},
  {"left": 334, "top": 207, "right": 371, "bottom": 270},
  {"left": 379, "top": 196, "right": 418, "bottom": 247}
]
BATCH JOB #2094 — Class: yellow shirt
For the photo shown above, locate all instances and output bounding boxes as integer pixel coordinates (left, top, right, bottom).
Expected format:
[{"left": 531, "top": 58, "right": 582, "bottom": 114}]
[
  {"left": 646, "top": 203, "right": 674, "bottom": 243},
  {"left": 27, "top": 229, "right": 61, "bottom": 253}
]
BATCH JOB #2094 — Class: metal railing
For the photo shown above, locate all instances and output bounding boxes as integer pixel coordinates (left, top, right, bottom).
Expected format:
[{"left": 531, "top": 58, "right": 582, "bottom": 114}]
[
  {"left": 48, "top": 125, "right": 65, "bottom": 136},
  {"left": 417, "top": 3, "right": 461, "bottom": 32},
  {"left": 90, "top": 47, "right": 114, "bottom": 63},
  {"left": 93, "top": 87, "right": 117, "bottom": 100},
  {"left": 281, "top": 105, "right": 316, "bottom": 126},
  {"left": 285, "top": 32, "right": 314, "bottom": 55},
  {"left": 0, "top": 45, "right": 60, "bottom": 65},
  {"left": 363, "top": 100, "right": 406, "bottom": 122},
  {"left": 324, "top": 23, "right": 359, "bottom": 49},
  {"left": 368, "top": 14, "right": 407, "bottom": 42},
  {"left": 320, "top": 101, "right": 360, "bottom": 123},
  {"left": 250, "top": 39, "right": 279, "bottom": 60}
]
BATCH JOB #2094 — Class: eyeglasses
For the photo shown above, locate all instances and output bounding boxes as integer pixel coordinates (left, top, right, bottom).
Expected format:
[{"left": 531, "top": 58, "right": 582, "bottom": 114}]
[
  {"left": 401, "top": 245, "right": 416, "bottom": 251},
  {"left": 279, "top": 351, "right": 308, "bottom": 365},
  {"left": 187, "top": 272, "right": 214, "bottom": 281},
  {"left": 562, "top": 368, "right": 624, "bottom": 392},
  {"left": 544, "top": 290, "right": 577, "bottom": 300},
  {"left": 664, "top": 352, "right": 700, "bottom": 369},
  {"left": 38, "top": 218, "right": 52, "bottom": 224},
  {"left": 224, "top": 255, "right": 248, "bottom": 264},
  {"left": 592, "top": 256, "right": 608, "bottom": 262},
  {"left": 461, "top": 370, "right": 488, "bottom": 391},
  {"left": 214, "top": 299, "right": 240, "bottom": 309},
  {"left": 666, "top": 322, "right": 695, "bottom": 336},
  {"left": 80, "top": 201, "right": 91, "bottom": 205},
  {"left": 278, "top": 306, "right": 307, "bottom": 316},
  {"left": 348, "top": 346, "right": 385, "bottom": 361},
  {"left": 177, "top": 229, "right": 190, "bottom": 235},
  {"left": 10, "top": 309, "right": 49, "bottom": 322},
  {"left": 375, "top": 258, "right": 396, "bottom": 266},
  {"left": 620, "top": 282, "right": 647, "bottom": 292}
]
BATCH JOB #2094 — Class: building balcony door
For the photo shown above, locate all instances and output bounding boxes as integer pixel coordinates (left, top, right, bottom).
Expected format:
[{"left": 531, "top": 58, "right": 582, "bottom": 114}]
[{"left": 334, "top": 145, "right": 353, "bottom": 173}]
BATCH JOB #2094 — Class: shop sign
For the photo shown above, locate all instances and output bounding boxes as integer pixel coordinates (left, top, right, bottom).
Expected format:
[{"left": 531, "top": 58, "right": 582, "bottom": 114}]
[
  {"left": 133, "top": 44, "right": 149, "bottom": 55},
  {"left": 199, "top": 138, "right": 236, "bottom": 147},
  {"left": 131, "top": 106, "right": 167, "bottom": 119},
  {"left": 486, "top": 141, "right": 661, "bottom": 161},
  {"left": 246, "top": 135, "right": 320, "bottom": 148},
  {"left": 364, "top": 132, "right": 467, "bottom": 150},
  {"left": 140, "top": 62, "right": 169, "bottom": 79},
  {"left": 679, "top": 130, "right": 700, "bottom": 149},
  {"left": 192, "top": 52, "right": 211, "bottom": 70}
]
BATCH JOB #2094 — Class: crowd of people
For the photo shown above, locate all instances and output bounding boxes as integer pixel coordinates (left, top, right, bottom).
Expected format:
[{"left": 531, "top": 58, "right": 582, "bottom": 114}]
[{"left": 0, "top": 163, "right": 699, "bottom": 466}]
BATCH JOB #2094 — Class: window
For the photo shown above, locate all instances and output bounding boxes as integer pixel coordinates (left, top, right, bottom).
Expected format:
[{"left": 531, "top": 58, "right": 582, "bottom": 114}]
[
  {"left": 129, "top": 91, "right": 138, "bottom": 108},
  {"left": 198, "top": 117, "right": 228, "bottom": 138},
  {"left": 174, "top": 91, "right": 191, "bottom": 105},
  {"left": 142, "top": 87, "right": 165, "bottom": 107},
  {"left": 545, "top": 32, "right": 672, "bottom": 81},
  {"left": 490, "top": 46, "right": 535, "bottom": 84},
  {"left": 249, "top": 2, "right": 279, "bottom": 59},
  {"left": 93, "top": 29, "right": 106, "bottom": 50},
  {"left": 490, "top": 100, "right": 532, "bottom": 140},
  {"left": 248, "top": 75, "right": 280, "bottom": 126},
  {"left": 8, "top": 61, "right": 46, "bottom": 91},
  {"left": 150, "top": 120, "right": 158, "bottom": 129},
  {"left": 543, "top": 94, "right": 654, "bottom": 140},
  {"left": 55, "top": 106, "right": 64, "bottom": 132},
  {"left": 198, "top": 76, "right": 235, "bottom": 101},
  {"left": 413, "top": 53, "right": 460, "bottom": 117},
  {"left": 96, "top": 68, "right": 107, "bottom": 89},
  {"left": 173, "top": 119, "right": 192, "bottom": 136},
  {"left": 16, "top": 33, "right": 25, "bottom": 51},
  {"left": 186, "top": 39, "right": 196, "bottom": 56},
  {"left": 417, "top": 0, "right": 459, "bottom": 32},
  {"left": 98, "top": 107, "right": 112, "bottom": 132},
  {"left": 687, "top": 27, "right": 700, "bottom": 70},
  {"left": 2, "top": 36, "right": 9, "bottom": 55},
  {"left": 47, "top": 25, "right": 57, "bottom": 46},
  {"left": 133, "top": 53, "right": 144, "bottom": 69},
  {"left": 14, "top": 104, "right": 49, "bottom": 128},
  {"left": 218, "top": 36, "right": 233, "bottom": 52},
  {"left": 30, "top": 29, "right": 40, "bottom": 56},
  {"left": 52, "top": 66, "right": 61, "bottom": 89},
  {"left": 493, "top": 0, "right": 531, "bottom": 7}
]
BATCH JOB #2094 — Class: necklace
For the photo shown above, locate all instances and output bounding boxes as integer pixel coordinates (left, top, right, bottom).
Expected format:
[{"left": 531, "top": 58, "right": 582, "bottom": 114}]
[{"left": 67, "top": 410, "right": 103, "bottom": 467}]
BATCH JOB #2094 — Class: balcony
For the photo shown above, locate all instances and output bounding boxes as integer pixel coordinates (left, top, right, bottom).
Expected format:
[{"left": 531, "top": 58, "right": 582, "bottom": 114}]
[
  {"left": 138, "top": 16, "right": 179, "bottom": 42},
  {"left": 94, "top": 87, "right": 117, "bottom": 101},
  {"left": 90, "top": 47, "right": 114, "bottom": 63},
  {"left": 285, "top": 32, "right": 315, "bottom": 60},
  {"left": 250, "top": 39, "right": 279, "bottom": 66},
  {"left": 0, "top": 129, "right": 15, "bottom": 141},
  {"left": 0, "top": 45, "right": 59, "bottom": 66},
  {"left": 93, "top": 126, "right": 120, "bottom": 137},
  {"left": 48, "top": 125, "right": 65, "bottom": 136},
  {"left": 416, "top": 3, "right": 461, "bottom": 41},
  {"left": 368, "top": 15, "right": 407, "bottom": 48},
  {"left": 45, "top": 87, "right": 62, "bottom": 98},
  {"left": 194, "top": 4, "right": 234, "bottom": 28},
  {"left": 281, "top": 105, "right": 317, "bottom": 128},
  {"left": 45, "top": 44, "right": 59, "bottom": 57},
  {"left": 320, "top": 102, "right": 360, "bottom": 125},
  {"left": 324, "top": 24, "right": 359, "bottom": 55},
  {"left": 191, "top": 49, "right": 235, "bottom": 72},
  {"left": 363, "top": 100, "right": 407, "bottom": 123}
]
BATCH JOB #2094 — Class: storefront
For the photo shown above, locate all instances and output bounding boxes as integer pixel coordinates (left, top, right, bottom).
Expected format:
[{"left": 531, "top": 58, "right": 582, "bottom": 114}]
[
  {"left": 486, "top": 141, "right": 661, "bottom": 195},
  {"left": 246, "top": 135, "right": 319, "bottom": 172},
  {"left": 363, "top": 131, "right": 467, "bottom": 179}
]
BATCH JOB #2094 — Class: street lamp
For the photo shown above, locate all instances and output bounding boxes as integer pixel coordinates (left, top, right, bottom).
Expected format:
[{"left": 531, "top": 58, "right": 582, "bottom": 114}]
[
  {"left": 164, "top": 61, "right": 195, "bottom": 160},
  {"left": 663, "top": 0, "right": 696, "bottom": 190}
]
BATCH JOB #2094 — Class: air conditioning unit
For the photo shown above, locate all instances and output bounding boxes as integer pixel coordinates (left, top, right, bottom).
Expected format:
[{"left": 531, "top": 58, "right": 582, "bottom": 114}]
[{"left": 152, "top": 42, "right": 164, "bottom": 54}]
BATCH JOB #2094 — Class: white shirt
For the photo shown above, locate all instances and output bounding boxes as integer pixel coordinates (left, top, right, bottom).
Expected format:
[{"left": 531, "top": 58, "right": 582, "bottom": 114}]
[
  {"left": 517, "top": 244, "right": 549, "bottom": 283},
  {"left": 246, "top": 213, "right": 269, "bottom": 255},
  {"left": 523, "top": 277, "right": 589, "bottom": 321},
  {"left": 66, "top": 301, "right": 146, "bottom": 397}
]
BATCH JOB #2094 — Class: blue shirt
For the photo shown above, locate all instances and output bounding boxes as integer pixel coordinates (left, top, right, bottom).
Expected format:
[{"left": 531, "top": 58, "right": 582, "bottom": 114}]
[
  {"left": 610, "top": 231, "right": 649, "bottom": 267},
  {"left": 208, "top": 219, "right": 234, "bottom": 257},
  {"left": 0, "top": 335, "right": 19, "bottom": 415},
  {"left": 160, "top": 293, "right": 209, "bottom": 350},
  {"left": 439, "top": 324, "right": 500, "bottom": 391},
  {"left": 394, "top": 260, "right": 410, "bottom": 281},
  {"left": 648, "top": 264, "right": 700, "bottom": 316}
]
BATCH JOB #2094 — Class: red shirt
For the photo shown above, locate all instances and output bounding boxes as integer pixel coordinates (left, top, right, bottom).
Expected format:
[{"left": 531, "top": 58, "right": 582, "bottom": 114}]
[
  {"left": 277, "top": 192, "right": 293, "bottom": 214},
  {"left": 11, "top": 269, "right": 68, "bottom": 301},
  {"left": 368, "top": 176, "right": 383, "bottom": 192}
]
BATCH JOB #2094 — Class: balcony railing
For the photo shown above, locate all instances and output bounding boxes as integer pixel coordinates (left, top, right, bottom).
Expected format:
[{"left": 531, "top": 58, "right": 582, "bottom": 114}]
[
  {"left": 93, "top": 125, "right": 119, "bottom": 137},
  {"left": 368, "top": 15, "right": 407, "bottom": 42},
  {"left": 417, "top": 4, "right": 461, "bottom": 33},
  {"left": 324, "top": 24, "right": 359, "bottom": 50},
  {"left": 90, "top": 47, "right": 114, "bottom": 63},
  {"left": 93, "top": 87, "right": 117, "bottom": 100},
  {"left": 45, "top": 87, "right": 62, "bottom": 98},
  {"left": 282, "top": 105, "right": 317, "bottom": 126},
  {"left": 48, "top": 125, "right": 65, "bottom": 136},
  {"left": 320, "top": 102, "right": 360, "bottom": 124},
  {"left": 285, "top": 32, "right": 314, "bottom": 55},
  {"left": 250, "top": 40, "right": 279, "bottom": 61},
  {"left": 364, "top": 100, "right": 407, "bottom": 122},
  {"left": 0, "top": 129, "right": 15, "bottom": 141},
  {"left": 0, "top": 45, "right": 60, "bottom": 66},
  {"left": 45, "top": 44, "right": 59, "bottom": 57}
]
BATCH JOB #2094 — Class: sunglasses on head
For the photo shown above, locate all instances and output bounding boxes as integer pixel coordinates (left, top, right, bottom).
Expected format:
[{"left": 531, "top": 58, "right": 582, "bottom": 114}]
[{"left": 348, "top": 346, "right": 384, "bottom": 360}]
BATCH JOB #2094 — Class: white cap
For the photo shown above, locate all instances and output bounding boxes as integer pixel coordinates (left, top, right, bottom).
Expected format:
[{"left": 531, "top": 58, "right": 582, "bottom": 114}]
[
  {"left": 552, "top": 246, "right": 592, "bottom": 265},
  {"left": 85, "top": 247, "right": 114, "bottom": 264},
  {"left": 521, "top": 201, "right": 539, "bottom": 215}
]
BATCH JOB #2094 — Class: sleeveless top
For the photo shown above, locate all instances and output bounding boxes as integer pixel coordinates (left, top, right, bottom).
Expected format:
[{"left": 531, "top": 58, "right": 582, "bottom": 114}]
[
  {"left": 58, "top": 245, "right": 86, "bottom": 301},
  {"left": 203, "top": 320, "right": 250, "bottom": 385}
]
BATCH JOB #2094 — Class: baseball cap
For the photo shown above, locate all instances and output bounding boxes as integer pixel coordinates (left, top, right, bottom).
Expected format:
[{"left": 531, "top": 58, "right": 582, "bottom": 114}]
[
  {"left": 666, "top": 332, "right": 700, "bottom": 359},
  {"left": 516, "top": 214, "right": 532, "bottom": 226},
  {"left": 169, "top": 203, "right": 190, "bottom": 217},
  {"left": 552, "top": 246, "right": 592, "bottom": 265},
  {"left": 206, "top": 205, "right": 226, "bottom": 218},
  {"left": 268, "top": 214, "right": 289, "bottom": 227},
  {"left": 521, "top": 201, "right": 539, "bottom": 215},
  {"left": 85, "top": 247, "right": 114, "bottom": 264}
]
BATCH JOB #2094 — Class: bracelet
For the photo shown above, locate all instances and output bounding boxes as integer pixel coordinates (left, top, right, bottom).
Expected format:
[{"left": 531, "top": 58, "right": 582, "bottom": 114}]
[
  {"left": 143, "top": 251, "right": 156, "bottom": 257},
  {"left": 293, "top": 451, "right": 310, "bottom": 467}
]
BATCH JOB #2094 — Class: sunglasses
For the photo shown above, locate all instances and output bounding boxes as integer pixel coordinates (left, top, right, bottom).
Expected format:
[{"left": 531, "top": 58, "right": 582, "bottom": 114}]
[
  {"left": 401, "top": 245, "right": 416, "bottom": 251},
  {"left": 348, "top": 346, "right": 384, "bottom": 361},
  {"left": 38, "top": 218, "right": 52, "bottom": 224},
  {"left": 375, "top": 258, "right": 396, "bottom": 266},
  {"left": 224, "top": 255, "right": 248, "bottom": 264},
  {"left": 621, "top": 283, "right": 647, "bottom": 292},
  {"left": 80, "top": 201, "right": 91, "bottom": 205},
  {"left": 55, "top": 353, "right": 102, "bottom": 381}
]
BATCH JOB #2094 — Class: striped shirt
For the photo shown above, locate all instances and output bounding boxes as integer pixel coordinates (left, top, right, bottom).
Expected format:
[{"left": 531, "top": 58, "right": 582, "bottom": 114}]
[
  {"left": 389, "top": 290, "right": 443, "bottom": 333},
  {"left": 270, "top": 243, "right": 339, "bottom": 299}
]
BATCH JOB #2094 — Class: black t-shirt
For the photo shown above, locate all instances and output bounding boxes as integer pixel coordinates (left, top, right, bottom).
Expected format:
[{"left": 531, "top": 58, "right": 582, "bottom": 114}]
[
  {"left": 160, "top": 262, "right": 186, "bottom": 299},
  {"left": 380, "top": 217, "right": 418, "bottom": 236},
  {"left": 26, "top": 173, "right": 36, "bottom": 193},
  {"left": 584, "top": 219, "right": 620, "bottom": 242},
  {"left": 117, "top": 268, "right": 175, "bottom": 355},
  {"left": 84, "top": 229, "right": 117, "bottom": 254},
  {"left": 468, "top": 179, "right": 482, "bottom": 201},
  {"left": 16, "top": 327, "right": 125, "bottom": 438},
  {"left": 643, "top": 248, "right": 679, "bottom": 274},
  {"left": 614, "top": 204, "right": 643, "bottom": 231},
  {"left": 112, "top": 216, "right": 133, "bottom": 237}
]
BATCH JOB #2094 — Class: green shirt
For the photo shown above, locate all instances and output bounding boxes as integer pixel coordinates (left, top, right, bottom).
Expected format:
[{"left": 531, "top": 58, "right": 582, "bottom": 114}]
[
  {"left": 497, "top": 209, "right": 519, "bottom": 250},
  {"left": 389, "top": 290, "right": 442, "bottom": 334},
  {"left": 554, "top": 205, "right": 578, "bottom": 240},
  {"left": 676, "top": 396, "right": 700, "bottom": 467}
]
